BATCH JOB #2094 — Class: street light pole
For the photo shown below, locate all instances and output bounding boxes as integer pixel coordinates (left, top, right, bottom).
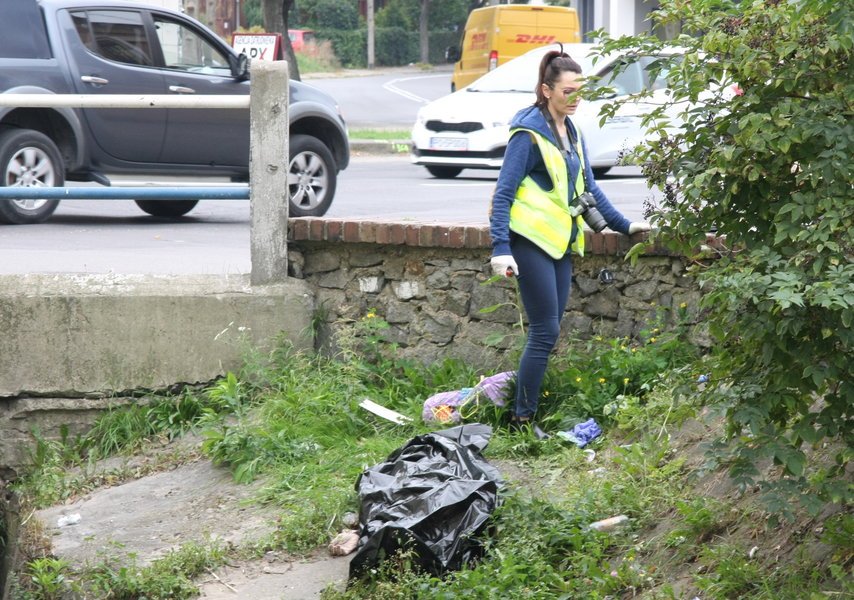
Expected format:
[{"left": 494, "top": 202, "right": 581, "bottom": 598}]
[{"left": 367, "top": 0, "right": 375, "bottom": 69}]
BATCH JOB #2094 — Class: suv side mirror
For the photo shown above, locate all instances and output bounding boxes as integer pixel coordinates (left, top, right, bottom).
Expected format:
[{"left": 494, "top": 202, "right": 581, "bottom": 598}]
[
  {"left": 231, "top": 52, "right": 249, "bottom": 81},
  {"left": 445, "top": 46, "right": 460, "bottom": 63}
]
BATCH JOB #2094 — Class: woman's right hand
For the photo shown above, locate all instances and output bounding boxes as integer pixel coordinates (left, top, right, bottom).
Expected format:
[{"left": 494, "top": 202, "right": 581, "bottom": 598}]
[{"left": 491, "top": 255, "right": 519, "bottom": 277}]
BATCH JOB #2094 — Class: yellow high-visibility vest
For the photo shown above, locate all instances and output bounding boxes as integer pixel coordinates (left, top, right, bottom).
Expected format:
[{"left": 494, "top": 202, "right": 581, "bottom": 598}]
[{"left": 508, "top": 127, "right": 586, "bottom": 258}]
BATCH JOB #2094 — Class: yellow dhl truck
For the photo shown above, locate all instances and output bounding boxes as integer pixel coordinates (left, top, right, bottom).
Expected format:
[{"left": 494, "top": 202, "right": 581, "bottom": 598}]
[{"left": 446, "top": 5, "right": 581, "bottom": 92}]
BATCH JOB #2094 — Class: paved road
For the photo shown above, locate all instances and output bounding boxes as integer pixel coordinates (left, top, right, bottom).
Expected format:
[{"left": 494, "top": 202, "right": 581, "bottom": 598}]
[
  {"left": 1, "top": 68, "right": 661, "bottom": 275},
  {"left": 307, "top": 66, "right": 452, "bottom": 129},
  {"left": 0, "top": 157, "right": 656, "bottom": 275}
]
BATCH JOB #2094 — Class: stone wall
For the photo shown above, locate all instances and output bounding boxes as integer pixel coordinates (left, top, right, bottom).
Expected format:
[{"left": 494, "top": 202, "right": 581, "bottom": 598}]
[{"left": 288, "top": 219, "right": 704, "bottom": 367}]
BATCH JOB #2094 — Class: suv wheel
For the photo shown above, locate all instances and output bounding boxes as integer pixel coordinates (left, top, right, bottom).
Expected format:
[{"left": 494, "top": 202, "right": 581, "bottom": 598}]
[
  {"left": 0, "top": 129, "right": 63, "bottom": 224},
  {"left": 426, "top": 166, "right": 462, "bottom": 179},
  {"left": 135, "top": 199, "right": 199, "bottom": 218},
  {"left": 289, "top": 134, "right": 336, "bottom": 217}
]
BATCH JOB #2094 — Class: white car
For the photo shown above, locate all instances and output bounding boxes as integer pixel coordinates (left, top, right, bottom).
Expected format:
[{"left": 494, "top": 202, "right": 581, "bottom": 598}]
[{"left": 411, "top": 43, "right": 681, "bottom": 178}]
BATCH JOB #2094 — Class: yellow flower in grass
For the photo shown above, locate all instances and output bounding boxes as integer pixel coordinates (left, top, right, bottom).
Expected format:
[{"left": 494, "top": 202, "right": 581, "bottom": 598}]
[
  {"left": 543, "top": 390, "right": 550, "bottom": 397},
  {"left": 650, "top": 337, "right": 657, "bottom": 343},
  {"left": 598, "top": 377, "right": 606, "bottom": 384},
  {"left": 623, "top": 378, "right": 630, "bottom": 385},
  {"left": 631, "top": 348, "right": 637, "bottom": 353},
  {"left": 680, "top": 302, "right": 688, "bottom": 309}
]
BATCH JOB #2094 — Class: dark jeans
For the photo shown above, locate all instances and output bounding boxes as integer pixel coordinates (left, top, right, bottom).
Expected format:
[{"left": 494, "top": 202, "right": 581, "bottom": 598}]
[{"left": 511, "top": 235, "right": 573, "bottom": 418}]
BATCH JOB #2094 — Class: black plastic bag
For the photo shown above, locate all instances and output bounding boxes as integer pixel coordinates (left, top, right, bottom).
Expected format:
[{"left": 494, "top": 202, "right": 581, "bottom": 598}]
[{"left": 349, "top": 423, "right": 502, "bottom": 578}]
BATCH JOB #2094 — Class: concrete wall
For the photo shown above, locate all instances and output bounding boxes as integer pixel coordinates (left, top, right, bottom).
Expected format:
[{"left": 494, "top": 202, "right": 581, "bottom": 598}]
[{"left": 0, "top": 274, "right": 313, "bottom": 475}]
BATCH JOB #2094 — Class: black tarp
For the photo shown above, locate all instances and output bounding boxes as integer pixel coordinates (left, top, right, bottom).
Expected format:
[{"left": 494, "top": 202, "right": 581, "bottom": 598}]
[{"left": 349, "top": 423, "right": 502, "bottom": 578}]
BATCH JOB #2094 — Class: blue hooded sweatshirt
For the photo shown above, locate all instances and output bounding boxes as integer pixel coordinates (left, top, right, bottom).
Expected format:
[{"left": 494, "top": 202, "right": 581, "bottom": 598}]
[{"left": 489, "top": 105, "right": 631, "bottom": 257}]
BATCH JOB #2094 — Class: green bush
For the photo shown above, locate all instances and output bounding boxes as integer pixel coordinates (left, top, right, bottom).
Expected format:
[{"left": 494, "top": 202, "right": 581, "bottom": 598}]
[
  {"left": 316, "top": 28, "right": 366, "bottom": 68},
  {"left": 595, "top": 0, "right": 853, "bottom": 514},
  {"left": 314, "top": 0, "right": 359, "bottom": 30},
  {"left": 314, "top": 28, "right": 460, "bottom": 67},
  {"left": 376, "top": 27, "right": 418, "bottom": 66}
]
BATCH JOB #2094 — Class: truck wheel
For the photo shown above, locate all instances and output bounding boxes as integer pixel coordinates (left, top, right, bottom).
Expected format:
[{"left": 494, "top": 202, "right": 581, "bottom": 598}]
[
  {"left": 0, "top": 129, "right": 63, "bottom": 224},
  {"left": 289, "top": 134, "right": 336, "bottom": 217},
  {"left": 592, "top": 167, "right": 611, "bottom": 178},
  {"left": 134, "top": 200, "right": 199, "bottom": 217},
  {"left": 426, "top": 166, "right": 462, "bottom": 179}
]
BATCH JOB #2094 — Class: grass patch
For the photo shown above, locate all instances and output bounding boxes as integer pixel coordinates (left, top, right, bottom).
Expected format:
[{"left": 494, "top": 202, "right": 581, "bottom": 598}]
[
  {"left": 295, "top": 40, "right": 340, "bottom": 74},
  {"left": 348, "top": 128, "right": 410, "bottom": 141}
]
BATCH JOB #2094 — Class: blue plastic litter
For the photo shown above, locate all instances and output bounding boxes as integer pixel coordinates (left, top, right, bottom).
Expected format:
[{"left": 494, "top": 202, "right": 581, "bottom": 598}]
[{"left": 556, "top": 418, "right": 602, "bottom": 448}]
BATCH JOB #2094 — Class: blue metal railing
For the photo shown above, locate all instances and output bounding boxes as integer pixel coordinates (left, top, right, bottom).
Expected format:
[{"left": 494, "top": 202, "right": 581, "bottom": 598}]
[
  {"left": 0, "top": 93, "right": 251, "bottom": 204},
  {"left": 0, "top": 186, "right": 249, "bottom": 200}
]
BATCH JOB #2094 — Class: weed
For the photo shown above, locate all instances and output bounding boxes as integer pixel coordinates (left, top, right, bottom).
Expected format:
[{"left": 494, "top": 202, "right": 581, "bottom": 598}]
[
  {"left": 665, "top": 496, "right": 731, "bottom": 554},
  {"left": 695, "top": 544, "right": 764, "bottom": 599},
  {"left": 83, "top": 540, "right": 225, "bottom": 599},
  {"left": 478, "top": 274, "right": 526, "bottom": 348},
  {"left": 821, "top": 512, "right": 854, "bottom": 565},
  {"left": 542, "top": 321, "right": 699, "bottom": 426},
  {"left": 16, "top": 430, "right": 82, "bottom": 507},
  {"left": 26, "top": 557, "right": 74, "bottom": 599}
]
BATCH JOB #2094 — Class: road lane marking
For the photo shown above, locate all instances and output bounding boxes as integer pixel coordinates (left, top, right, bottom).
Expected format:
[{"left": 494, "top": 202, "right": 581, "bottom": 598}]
[{"left": 383, "top": 74, "right": 448, "bottom": 103}]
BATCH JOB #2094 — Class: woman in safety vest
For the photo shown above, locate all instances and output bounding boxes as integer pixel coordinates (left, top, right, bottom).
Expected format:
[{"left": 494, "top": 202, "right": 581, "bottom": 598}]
[{"left": 489, "top": 47, "right": 651, "bottom": 440}]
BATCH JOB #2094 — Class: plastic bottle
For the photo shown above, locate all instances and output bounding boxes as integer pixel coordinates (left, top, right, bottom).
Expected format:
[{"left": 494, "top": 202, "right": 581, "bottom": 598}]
[{"left": 588, "top": 515, "right": 629, "bottom": 532}]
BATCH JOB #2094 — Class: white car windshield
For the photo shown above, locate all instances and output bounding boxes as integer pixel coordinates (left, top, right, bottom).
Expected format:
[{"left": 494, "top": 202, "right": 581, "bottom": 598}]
[{"left": 466, "top": 44, "right": 598, "bottom": 94}]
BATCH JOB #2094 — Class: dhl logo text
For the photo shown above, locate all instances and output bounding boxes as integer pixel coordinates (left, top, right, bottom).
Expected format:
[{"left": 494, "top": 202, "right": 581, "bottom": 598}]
[{"left": 514, "top": 34, "right": 556, "bottom": 44}]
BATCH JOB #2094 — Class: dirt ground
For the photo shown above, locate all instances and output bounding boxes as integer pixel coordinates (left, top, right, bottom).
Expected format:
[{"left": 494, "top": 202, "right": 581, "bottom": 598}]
[{"left": 34, "top": 438, "right": 350, "bottom": 599}]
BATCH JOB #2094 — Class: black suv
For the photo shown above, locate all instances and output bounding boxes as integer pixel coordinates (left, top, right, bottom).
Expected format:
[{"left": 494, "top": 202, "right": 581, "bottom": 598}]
[{"left": 0, "top": 0, "right": 349, "bottom": 224}]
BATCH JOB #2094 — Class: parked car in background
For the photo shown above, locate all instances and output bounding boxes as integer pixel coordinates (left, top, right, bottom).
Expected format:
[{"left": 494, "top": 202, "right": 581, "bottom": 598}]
[
  {"left": 412, "top": 43, "right": 682, "bottom": 179},
  {"left": 446, "top": 5, "right": 580, "bottom": 92},
  {"left": 0, "top": 0, "right": 348, "bottom": 224}
]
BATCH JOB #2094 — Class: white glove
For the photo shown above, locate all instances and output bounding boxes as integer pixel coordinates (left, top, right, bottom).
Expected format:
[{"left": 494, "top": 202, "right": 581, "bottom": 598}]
[
  {"left": 628, "top": 222, "right": 652, "bottom": 235},
  {"left": 491, "top": 254, "right": 519, "bottom": 277}
]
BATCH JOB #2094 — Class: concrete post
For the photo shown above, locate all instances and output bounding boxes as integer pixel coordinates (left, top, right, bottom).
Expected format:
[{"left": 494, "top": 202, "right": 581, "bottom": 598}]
[{"left": 249, "top": 60, "right": 290, "bottom": 285}]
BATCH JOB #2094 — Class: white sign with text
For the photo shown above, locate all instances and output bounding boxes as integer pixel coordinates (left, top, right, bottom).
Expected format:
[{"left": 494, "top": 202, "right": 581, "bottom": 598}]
[{"left": 231, "top": 33, "right": 281, "bottom": 62}]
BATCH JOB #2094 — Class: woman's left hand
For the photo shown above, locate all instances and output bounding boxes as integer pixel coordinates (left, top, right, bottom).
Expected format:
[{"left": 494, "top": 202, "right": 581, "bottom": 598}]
[{"left": 628, "top": 222, "right": 652, "bottom": 234}]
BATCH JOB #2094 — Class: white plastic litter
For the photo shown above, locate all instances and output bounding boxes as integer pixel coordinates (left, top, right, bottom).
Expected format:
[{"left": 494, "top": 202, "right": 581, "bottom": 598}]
[
  {"left": 588, "top": 515, "right": 629, "bottom": 532},
  {"left": 359, "top": 398, "right": 412, "bottom": 424},
  {"left": 57, "top": 513, "right": 81, "bottom": 527}
]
